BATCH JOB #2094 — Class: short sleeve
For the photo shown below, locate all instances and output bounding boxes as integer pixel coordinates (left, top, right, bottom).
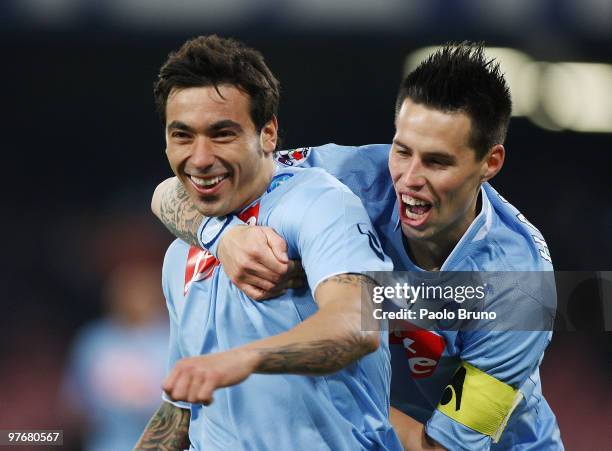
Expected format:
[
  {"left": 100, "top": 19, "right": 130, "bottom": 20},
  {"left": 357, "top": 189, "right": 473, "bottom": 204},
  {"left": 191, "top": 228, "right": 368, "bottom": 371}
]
[
  {"left": 280, "top": 175, "right": 393, "bottom": 293},
  {"left": 197, "top": 215, "right": 246, "bottom": 257}
]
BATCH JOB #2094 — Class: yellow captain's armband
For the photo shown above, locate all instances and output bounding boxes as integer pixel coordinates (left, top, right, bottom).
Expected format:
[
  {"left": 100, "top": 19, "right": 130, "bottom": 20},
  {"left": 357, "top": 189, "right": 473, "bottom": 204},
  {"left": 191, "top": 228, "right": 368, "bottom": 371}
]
[{"left": 436, "top": 362, "right": 523, "bottom": 443}]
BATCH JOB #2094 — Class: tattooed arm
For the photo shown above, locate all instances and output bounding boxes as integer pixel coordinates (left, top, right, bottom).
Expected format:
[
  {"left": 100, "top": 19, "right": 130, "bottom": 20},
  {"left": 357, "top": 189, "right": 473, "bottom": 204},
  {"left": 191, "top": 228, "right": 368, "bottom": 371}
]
[
  {"left": 251, "top": 273, "right": 380, "bottom": 374},
  {"left": 152, "top": 178, "right": 201, "bottom": 247},
  {"left": 134, "top": 402, "right": 190, "bottom": 451},
  {"left": 163, "top": 273, "right": 381, "bottom": 404},
  {"left": 152, "top": 178, "right": 293, "bottom": 300}
]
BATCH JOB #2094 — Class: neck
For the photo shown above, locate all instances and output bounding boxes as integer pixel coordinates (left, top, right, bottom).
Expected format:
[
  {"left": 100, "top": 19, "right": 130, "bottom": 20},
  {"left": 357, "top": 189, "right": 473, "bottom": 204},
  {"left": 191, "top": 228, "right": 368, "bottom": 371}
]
[
  {"left": 405, "top": 191, "right": 482, "bottom": 271},
  {"left": 236, "top": 158, "right": 275, "bottom": 212},
  {"left": 404, "top": 235, "right": 459, "bottom": 271}
]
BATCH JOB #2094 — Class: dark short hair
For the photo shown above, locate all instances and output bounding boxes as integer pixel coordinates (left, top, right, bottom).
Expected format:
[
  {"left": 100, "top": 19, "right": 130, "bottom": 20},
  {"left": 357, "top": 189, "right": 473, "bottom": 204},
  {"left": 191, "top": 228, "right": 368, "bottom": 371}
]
[
  {"left": 396, "top": 42, "right": 512, "bottom": 160},
  {"left": 154, "top": 35, "right": 280, "bottom": 131}
]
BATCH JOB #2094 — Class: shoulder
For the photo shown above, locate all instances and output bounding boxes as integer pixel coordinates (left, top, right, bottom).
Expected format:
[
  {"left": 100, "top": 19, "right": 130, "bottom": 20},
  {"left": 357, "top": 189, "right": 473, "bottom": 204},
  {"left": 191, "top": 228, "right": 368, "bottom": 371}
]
[
  {"left": 274, "top": 143, "right": 391, "bottom": 169},
  {"left": 265, "top": 167, "right": 373, "bottom": 239},
  {"left": 472, "top": 184, "right": 553, "bottom": 272},
  {"left": 271, "top": 166, "right": 355, "bottom": 201}
]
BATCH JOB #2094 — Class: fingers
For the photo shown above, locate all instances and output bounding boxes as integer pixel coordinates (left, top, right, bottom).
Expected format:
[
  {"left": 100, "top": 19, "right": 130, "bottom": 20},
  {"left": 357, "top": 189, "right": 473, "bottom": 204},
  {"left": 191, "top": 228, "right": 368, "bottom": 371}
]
[
  {"left": 241, "top": 284, "right": 268, "bottom": 301},
  {"left": 261, "top": 227, "right": 288, "bottom": 264},
  {"left": 196, "top": 375, "right": 219, "bottom": 406},
  {"left": 189, "top": 372, "right": 217, "bottom": 406},
  {"left": 241, "top": 277, "right": 304, "bottom": 301},
  {"left": 163, "top": 369, "right": 192, "bottom": 402},
  {"left": 257, "top": 287, "right": 288, "bottom": 300},
  {"left": 246, "top": 227, "right": 288, "bottom": 275},
  {"left": 240, "top": 261, "right": 287, "bottom": 288},
  {"left": 239, "top": 259, "right": 305, "bottom": 300},
  {"left": 164, "top": 364, "right": 219, "bottom": 405}
]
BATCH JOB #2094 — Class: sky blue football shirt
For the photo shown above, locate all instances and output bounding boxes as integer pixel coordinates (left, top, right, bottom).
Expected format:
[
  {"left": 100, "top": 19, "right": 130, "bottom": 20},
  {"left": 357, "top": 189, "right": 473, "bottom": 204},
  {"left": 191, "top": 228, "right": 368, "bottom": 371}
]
[{"left": 163, "top": 166, "right": 402, "bottom": 451}]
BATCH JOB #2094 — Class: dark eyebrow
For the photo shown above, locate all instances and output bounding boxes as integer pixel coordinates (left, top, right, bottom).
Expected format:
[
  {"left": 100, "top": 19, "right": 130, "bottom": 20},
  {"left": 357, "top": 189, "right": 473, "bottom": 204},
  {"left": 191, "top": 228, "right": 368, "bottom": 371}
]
[
  {"left": 207, "top": 119, "right": 243, "bottom": 134},
  {"left": 167, "top": 120, "right": 195, "bottom": 133},
  {"left": 423, "top": 151, "right": 456, "bottom": 165},
  {"left": 393, "top": 139, "right": 456, "bottom": 164},
  {"left": 166, "top": 119, "right": 243, "bottom": 134}
]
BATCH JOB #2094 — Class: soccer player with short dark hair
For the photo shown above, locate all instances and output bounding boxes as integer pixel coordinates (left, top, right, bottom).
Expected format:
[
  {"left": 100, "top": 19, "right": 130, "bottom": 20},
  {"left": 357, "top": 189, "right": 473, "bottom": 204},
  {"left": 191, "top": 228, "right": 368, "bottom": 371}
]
[
  {"left": 154, "top": 42, "right": 563, "bottom": 450},
  {"left": 136, "top": 35, "right": 403, "bottom": 450}
]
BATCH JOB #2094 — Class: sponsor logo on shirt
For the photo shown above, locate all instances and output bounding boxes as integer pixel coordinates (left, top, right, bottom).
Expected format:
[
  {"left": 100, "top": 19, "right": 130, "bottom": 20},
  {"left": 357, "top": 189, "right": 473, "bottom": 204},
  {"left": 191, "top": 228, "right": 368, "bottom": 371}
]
[
  {"left": 184, "top": 248, "right": 220, "bottom": 295},
  {"left": 389, "top": 322, "right": 446, "bottom": 379},
  {"left": 274, "top": 147, "right": 311, "bottom": 167}
]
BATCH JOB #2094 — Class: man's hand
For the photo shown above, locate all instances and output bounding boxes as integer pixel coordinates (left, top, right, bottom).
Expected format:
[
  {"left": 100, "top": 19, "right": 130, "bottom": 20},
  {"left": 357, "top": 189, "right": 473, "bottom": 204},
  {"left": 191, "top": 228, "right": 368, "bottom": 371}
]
[
  {"left": 219, "top": 225, "right": 307, "bottom": 299},
  {"left": 163, "top": 349, "right": 257, "bottom": 405},
  {"left": 390, "top": 407, "right": 446, "bottom": 451},
  {"left": 152, "top": 177, "right": 304, "bottom": 299},
  {"left": 164, "top": 274, "right": 380, "bottom": 405}
]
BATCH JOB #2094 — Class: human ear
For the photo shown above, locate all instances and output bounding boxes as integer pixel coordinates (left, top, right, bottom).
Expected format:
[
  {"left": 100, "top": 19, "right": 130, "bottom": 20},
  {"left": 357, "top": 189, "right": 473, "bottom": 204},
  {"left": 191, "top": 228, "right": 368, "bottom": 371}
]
[
  {"left": 260, "top": 115, "right": 278, "bottom": 155},
  {"left": 481, "top": 144, "right": 505, "bottom": 182}
]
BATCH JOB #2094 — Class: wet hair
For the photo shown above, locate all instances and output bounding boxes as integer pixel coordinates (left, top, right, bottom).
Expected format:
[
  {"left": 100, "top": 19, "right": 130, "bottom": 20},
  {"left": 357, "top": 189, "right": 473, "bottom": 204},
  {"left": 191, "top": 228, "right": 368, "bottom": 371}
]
[
  {"left": 396, "top": 42, "right": 512, "bottom": 159},
  {"left": 154, "top": 34, "right": 280, "bottom": 132}
]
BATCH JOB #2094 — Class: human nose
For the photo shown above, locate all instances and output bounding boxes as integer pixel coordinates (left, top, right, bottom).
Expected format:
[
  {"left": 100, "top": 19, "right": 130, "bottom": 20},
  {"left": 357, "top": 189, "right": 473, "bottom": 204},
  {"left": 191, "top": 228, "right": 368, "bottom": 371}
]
[
  {"left": 399, "top": 157, "right": 427, "bottom": 189},
  {"left": 190, "top": 137, "right": 215, "bottom": 168}
]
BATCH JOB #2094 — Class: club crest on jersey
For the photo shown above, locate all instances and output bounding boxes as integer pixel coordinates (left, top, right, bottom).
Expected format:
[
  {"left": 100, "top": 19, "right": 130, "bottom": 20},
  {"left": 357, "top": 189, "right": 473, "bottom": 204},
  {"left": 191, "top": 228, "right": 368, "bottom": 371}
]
[
  {"left": 267, "top": 173, "right": 294, "bottom": 193},
  {"left": 389, "top": 322, "right": 446, "bottom": 379},
  {"left": 274, "top": 147, "right": 311, "bottom": 167},
  {"left": 184, "top": 247, "right": 220, "bottom": 295}
]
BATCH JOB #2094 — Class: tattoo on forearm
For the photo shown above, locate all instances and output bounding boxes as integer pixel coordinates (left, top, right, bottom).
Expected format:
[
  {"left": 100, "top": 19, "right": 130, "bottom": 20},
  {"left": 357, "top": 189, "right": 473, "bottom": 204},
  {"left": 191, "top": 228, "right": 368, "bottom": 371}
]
[
  {"left": 159, "top": 180, "right": 204, "bottom": 247},
  {"left": 255, "top": 333, "right": 373, "bottom": 375},
  {"left": 256, "top": 273, "right": 379, "bottom": 375},
  {"left": 134, "top": 402, "right": 190, "bottom": 451}
]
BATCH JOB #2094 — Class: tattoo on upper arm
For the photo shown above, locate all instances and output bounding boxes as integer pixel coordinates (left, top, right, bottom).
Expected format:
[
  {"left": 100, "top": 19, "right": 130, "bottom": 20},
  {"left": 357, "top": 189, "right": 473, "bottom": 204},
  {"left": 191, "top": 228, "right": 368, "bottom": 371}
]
[
  {"left": 134, "top": 402, "right": 190, "bottom": 451},
  {"left": 317, "top": 273, "right": 378, "bottom": 290},
  {"left": 159, "top": 180, "right": 203, "bottom": 247}
]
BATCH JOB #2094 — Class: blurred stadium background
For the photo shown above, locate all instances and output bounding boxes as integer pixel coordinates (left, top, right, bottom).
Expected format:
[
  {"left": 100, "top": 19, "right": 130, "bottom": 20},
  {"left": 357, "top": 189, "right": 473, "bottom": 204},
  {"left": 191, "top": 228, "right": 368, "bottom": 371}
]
[{"left": 1, "top": 0, "right": 610, "bottom": 449}]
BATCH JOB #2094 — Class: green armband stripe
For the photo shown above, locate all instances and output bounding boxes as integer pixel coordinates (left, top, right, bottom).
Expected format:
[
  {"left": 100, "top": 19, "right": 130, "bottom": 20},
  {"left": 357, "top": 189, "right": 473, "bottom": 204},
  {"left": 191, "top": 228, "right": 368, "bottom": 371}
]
[{"left": 437, "top": 362, "right": 523, "bottom": 443}]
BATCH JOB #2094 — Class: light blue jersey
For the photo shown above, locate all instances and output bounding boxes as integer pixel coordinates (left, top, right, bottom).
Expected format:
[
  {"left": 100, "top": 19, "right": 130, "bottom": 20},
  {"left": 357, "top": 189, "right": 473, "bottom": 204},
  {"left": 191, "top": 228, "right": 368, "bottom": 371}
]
[
  {"left": 63, "top": 320, "right": 169, "bottom": 451},
  {"left": 162, "top": 166, "right": 403, "bottom": 450},
  {"left": 274, "top": 144, "right": 564, "bottom": 450}
]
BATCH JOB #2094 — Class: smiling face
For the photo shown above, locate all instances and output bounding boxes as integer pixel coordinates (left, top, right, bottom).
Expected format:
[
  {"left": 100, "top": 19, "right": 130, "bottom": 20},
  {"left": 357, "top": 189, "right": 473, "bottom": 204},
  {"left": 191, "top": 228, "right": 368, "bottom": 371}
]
[
  {"left": 389, "top": 98, "right": 503, "bottom": 249},
  {"left": 165, "top": 84, "right": 277, "bottom": 217}
]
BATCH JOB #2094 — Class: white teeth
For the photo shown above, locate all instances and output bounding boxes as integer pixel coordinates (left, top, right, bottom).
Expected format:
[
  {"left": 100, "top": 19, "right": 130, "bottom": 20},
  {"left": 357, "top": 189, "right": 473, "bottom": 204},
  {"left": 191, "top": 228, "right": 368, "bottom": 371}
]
[
  {"left": 191, "top": 175, "right": 227, "bottom": 187},
  {"left": 401, "top": 194, "right": 430, "bottom": 206},
  {"left": 405, "top": 207, "right": 423, "bottom": 219}
]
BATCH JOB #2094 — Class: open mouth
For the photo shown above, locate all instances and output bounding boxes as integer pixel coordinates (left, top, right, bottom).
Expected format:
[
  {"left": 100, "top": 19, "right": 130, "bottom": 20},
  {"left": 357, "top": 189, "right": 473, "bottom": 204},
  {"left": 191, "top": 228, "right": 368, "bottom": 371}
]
[
  {"left": 189, "top": 174, "right": 230, "bottom": 194},
  {"left": 401, "top": 193, "right": 433, "bottom": 224}
]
